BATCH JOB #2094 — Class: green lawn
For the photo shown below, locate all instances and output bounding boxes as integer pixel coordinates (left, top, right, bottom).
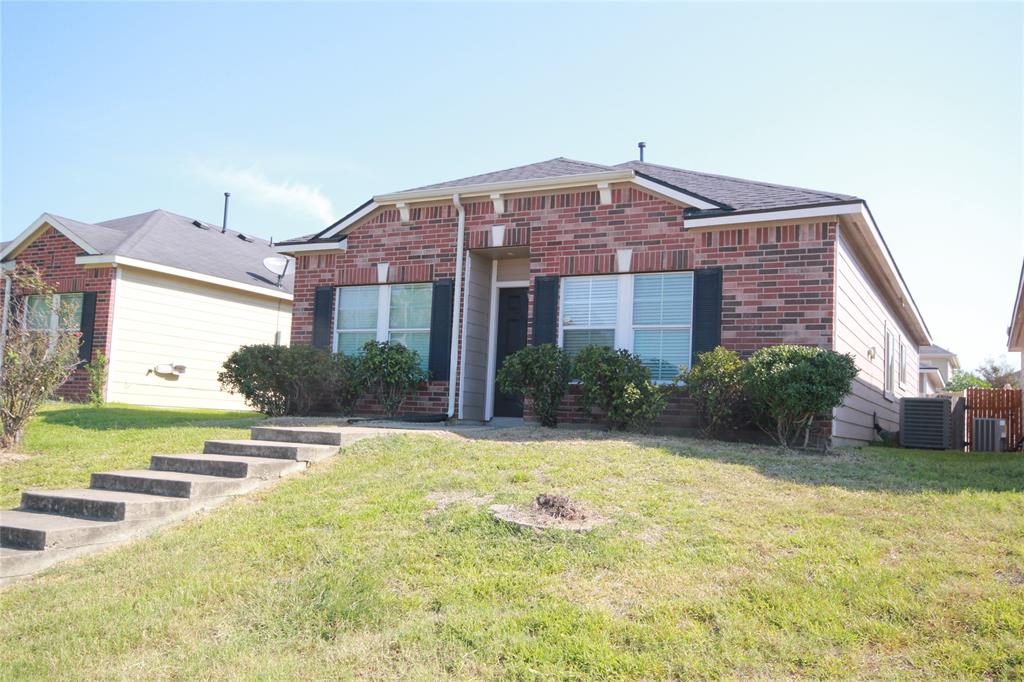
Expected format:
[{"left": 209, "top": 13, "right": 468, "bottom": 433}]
[
  {"left": 1, "top": 407, "right": 1023, "bottom": 679},
  {"left": 0, "top": 403, "right": 261, "bottom": 508}
]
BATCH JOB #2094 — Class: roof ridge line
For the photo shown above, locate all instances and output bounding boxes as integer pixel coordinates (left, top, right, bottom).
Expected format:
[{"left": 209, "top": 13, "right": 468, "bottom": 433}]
[{"left": 620, "top": 160, "right": 854, "bottom": 200}]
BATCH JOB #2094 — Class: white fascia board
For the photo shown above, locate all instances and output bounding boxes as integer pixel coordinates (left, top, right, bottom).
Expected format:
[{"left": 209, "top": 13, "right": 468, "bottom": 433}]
[
  {"left": 630, "top": 176, "right": 720, "bottom": 210},
  {"left": 273, "top": 240, "right": 348, "bottom": 255},
  {"left": 319, "top": 201, "right": 380, "bottom": 239},
  {"left": 372, "top": 170, "right": 636, "bottom": 205},
  {"left": 75, "top": 255, "right": 293, "bottom": 301},
  {"left": 684, "top": 202, "right": 864, "bottom": 229},
  {"left": 0, "top": 213, "right": 100, "bottom": 261}
]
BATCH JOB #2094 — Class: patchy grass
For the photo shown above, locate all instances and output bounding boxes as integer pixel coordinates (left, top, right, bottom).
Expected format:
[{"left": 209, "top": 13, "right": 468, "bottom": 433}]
[
  {"left": 1, "top": 421, "right": 1023, "bottom": 679},
  {"left": 0, "top": 403, "right": 261, "bottom": 507}
]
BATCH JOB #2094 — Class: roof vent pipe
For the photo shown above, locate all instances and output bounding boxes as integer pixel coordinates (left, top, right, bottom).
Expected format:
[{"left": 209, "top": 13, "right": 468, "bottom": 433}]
[
  {"left": 638, "top": 141, "right": 646, "bottom": 162},
  {"left": 222, "top": 192, "right": 231, "bottom": 233}
]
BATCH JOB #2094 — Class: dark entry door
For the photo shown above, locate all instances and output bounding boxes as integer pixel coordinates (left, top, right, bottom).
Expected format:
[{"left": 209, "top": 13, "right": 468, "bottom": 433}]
[{"left": 493, "top": 287, "right": 529, "bottom": 417}]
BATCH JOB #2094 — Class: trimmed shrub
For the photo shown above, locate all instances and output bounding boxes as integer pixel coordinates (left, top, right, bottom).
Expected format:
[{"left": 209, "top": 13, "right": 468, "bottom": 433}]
[
  {"left": 84, "top": 351, "right": 108, "bottom": 407},
  {"left": 679, "top": 346, "right": 748, "bottom": 438},
  {"left": 357, "top": 341, "right": 428, "bottom": 417},
  {"left": 495, "top": 344, "right": 571, "bottom": 427},
  {"left": 219, "top": 344, "right": 362, "bottom": 416},
  {"left": 742, "top": 344, "right": 858, "bottom": 448},
  {"left": 573, "top": 345, "right": 672, "bottom": 431}
]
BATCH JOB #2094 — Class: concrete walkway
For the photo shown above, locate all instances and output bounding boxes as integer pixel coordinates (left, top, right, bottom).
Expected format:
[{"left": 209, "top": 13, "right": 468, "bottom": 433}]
[{"left": 0, "top": 422, "right": 456, "bottom": 586}]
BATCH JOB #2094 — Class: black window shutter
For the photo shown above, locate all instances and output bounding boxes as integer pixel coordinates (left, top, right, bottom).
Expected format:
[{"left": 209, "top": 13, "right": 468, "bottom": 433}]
[
  {"left": 428, "top": 278, "right": 454, "bottom": 380},
  {"left": 691, "top": 268, "right": 723, "bottom": 362},
  {"left": 312, "top": 287, "right": 334, "bottom": 348},
  {"left": 532, "top": 276, "right": 559, "bottom": 346},
  {"left": 78, "top": 292, "right": 98, "bottom": 364}
]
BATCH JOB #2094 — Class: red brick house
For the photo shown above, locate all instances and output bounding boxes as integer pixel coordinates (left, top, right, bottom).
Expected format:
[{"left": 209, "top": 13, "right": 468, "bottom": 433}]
[
  {"left": 1, "top": 210, "right": 292, "bottom": 408},
  {"left": 276, "top": 157, "right": 931, "bottom": 445}
]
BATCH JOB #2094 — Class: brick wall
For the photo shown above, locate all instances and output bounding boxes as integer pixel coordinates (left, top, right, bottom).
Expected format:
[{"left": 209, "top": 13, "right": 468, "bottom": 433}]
[
  {"left": 8, "top": 227, "right": 116, "bottom": 401},
  {"left": 292, "top": 183, "right": 837, "bottom": 426}
]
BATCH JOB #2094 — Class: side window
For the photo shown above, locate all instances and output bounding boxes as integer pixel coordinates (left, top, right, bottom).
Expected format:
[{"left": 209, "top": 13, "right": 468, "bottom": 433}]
[
  {"left": 335, "top": 286, "right": 379, "bottom": 355},
  {"left": 24, "top": 293, "right": 83, "bottom": 333},
  {"left": 884, "top": 328, "right": 894, "bottom": 397},
  {"left": 388, "top": 283, "right": 431, "bottom": 371},
  {"left": 632, "top": 272, "right": 693, "bottom": 382},
  {"left": 560, "top": 276, "right": 617, "bottom": 356},
  {"left": 898, "top": 341, "right": 907, "bottom": 388}
]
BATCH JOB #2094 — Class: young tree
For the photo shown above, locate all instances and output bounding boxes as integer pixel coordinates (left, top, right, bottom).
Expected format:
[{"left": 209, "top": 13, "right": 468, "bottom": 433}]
[
  {"left": 944, "top": 369, "right": 991, "bottom": 392},
  {"left": 975, "top": 357, "right": 1021, "bottom": 390},
  {"left": 0, "top": 268, "right": 82, "bottom": 449}
]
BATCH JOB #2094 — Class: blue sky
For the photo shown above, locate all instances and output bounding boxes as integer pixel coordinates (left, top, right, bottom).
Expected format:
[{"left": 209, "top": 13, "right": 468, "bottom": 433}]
[{"left": 2, "top": 1, "right": 1021, "bottom": 371}]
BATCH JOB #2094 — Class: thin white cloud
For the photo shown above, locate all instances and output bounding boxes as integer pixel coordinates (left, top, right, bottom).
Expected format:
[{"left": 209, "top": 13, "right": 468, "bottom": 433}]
[{"left": 193, "top": 163, "right": 335, "bottom": 224}]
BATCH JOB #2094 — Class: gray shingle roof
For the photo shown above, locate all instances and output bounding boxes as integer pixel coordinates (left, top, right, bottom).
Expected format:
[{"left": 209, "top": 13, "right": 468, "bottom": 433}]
[
  {"left": 919, "top": 344, "right": 956, "bottom": 357},
  {"left": 27, "top": 210, "right": 292, "bottom": 294},
  {"left": 404, "top": 157, "right": 614, "bottom": 192},
  {"left": 615, "top": 161, "right": 858, "bottom": 212}
]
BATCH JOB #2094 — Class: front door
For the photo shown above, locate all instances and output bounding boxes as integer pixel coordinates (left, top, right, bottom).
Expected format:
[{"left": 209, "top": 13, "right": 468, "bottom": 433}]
[{"left": 493, "top": 287, "right": 529, "bottom": 417}]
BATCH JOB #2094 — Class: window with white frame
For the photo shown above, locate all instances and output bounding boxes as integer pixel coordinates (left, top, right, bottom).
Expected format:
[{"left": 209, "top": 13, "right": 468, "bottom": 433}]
[
  {"left": 898, "top": 340, "right": 907, "bottom": 388},
  {"left": 561, "top": 276, "right": 618, "bottom": 356},
  {"left": 334, "top": 283, "right": 432, "bottom": 371},
  {"left": 559, "top": 272, "right": 694, "bottom": 382},
  {"left": 24, "top": 293, "right": 84, "bottom": 333},
  {"left": 884, "top": 328, "right": 895, "bottom": 397},
  {"left": 633, "top": 272, "right": 693, "bottom": 381}
]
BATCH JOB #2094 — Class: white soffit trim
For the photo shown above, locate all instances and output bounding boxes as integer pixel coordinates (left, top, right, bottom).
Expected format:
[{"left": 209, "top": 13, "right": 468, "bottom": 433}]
[
  {"left": 75, "top": 255, "right": 293, "bottom": 301},
  {"left": 630, "top": 176, "right": 720, "bottom": 211},
  {"left": 274, "top": 240, "right": 348, "bottom": 255},
  {"left": 320, "top": 201, "right": 380, "bottom": 239},
  {"left": 684, "top": 202, "right": 863, "bottom": 228},
  {"left": 0, "top": 213, "right": 100, "bottom": 261}
]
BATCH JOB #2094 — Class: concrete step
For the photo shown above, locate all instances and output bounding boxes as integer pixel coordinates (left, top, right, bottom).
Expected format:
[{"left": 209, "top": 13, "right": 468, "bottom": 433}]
[
  {"left": 21, "top": 488, "right": 191, "bottom": 521},
  {"left": 203, "top": 439, "right": 337, "bottom": 462},
  {"left": 90, "top": 469, "right": 257, "bottom": 499},
  {"left": 150, "top": 454, "right": 304, "bottom": 479},
  {"left": 250, "top": 426, "right": 348, "bottom": 446},
  {"left": 0, "top": 509, "right": 122, "bottom": 550},
  {"left": 1, "top": 546, "right": 44, "bottom": 581}
]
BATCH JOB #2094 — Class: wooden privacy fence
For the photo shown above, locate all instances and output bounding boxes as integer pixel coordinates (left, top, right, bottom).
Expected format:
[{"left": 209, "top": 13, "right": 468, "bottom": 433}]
[{"left": 965, "top": 387, "right": 1023, "bottom": 452}]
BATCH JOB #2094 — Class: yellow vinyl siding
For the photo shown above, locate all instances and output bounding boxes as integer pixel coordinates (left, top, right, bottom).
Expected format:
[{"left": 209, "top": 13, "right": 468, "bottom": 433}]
[
  {"left": 107, "top": 267, "right": 291, "bottom": 410},
  {"left": 832, "top": 227, "right": 919, "bottom": 445}
]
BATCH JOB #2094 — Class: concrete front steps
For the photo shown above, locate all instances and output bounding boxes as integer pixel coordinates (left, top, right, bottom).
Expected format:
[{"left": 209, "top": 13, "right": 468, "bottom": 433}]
[{"left": 0, "top": 425, "right": 351, "bottom": 585}]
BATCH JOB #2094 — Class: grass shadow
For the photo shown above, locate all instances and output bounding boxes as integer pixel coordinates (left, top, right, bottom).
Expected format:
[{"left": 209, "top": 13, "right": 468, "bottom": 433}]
[
  {"left": 36, "top": 404, "right": 262, "bottom": 431},
  {"left": 456, "top": 425, "right": 1024, "bottom": 495}
]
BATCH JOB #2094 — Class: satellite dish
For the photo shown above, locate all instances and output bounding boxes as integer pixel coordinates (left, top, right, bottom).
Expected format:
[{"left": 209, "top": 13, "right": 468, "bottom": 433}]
[{"left": 262, "top": 256, "right": 290, "bottom": 287}]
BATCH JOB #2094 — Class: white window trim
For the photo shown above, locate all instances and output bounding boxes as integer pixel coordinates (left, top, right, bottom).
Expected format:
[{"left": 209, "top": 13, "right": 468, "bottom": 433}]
[
  {"left": 883, "top": 326, "right": 895, "bottom": 401},
  {"left": 557, "top": 272, "right": 694, "bottom": 384},
  {"left": 333, "top": 283, "right": 431, "bottom": 369}
]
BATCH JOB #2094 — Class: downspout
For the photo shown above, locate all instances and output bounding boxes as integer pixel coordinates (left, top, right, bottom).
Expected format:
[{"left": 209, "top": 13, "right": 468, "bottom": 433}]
[{"left": 447, "top": 193, "right": 466, "bottom": 419}]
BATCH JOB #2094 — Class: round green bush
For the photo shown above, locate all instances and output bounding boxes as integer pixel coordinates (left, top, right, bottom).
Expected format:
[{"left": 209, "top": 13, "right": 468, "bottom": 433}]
[
  {"left": 356, "top": 341, "right": 428, "bottom": 417},
  {"left": 573, "top": 345, "right": 673, "bottom": 431},
  {"left": 679, "top": 346, "right": 748, "bottom": 438},
  {"left": 495, "top": 344, "right": 571, "bottom": 427}
]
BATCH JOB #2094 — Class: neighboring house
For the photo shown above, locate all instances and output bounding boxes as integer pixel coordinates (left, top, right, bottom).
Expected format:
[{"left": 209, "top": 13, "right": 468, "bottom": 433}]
[
  {"left": 1, "top": 210, "right": 292, "bottom": 409},
  {"left": 276, "top": 157, "right": 930, "bottom": 445},
  {"left": 918, "top": 344, "right": 960, "bottom": 395},
  {"left": 1010, "top": 258, "right": 1024, "bottom": 384}
]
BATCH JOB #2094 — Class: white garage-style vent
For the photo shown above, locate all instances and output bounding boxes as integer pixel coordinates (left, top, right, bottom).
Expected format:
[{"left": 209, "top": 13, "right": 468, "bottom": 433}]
[{"left": 900, "top": 397, "right": 951, "bottom": 450}]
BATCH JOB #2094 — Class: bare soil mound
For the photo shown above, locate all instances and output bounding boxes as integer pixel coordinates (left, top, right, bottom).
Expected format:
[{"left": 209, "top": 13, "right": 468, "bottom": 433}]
[{"left": 490, "top": 493, "right": 607, "bottom": 532}]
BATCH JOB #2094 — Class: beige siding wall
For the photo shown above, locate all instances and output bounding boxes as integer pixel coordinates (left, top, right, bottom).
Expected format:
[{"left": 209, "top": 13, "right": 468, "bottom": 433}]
[
  {"left": 107, "top": 267, "right": 292, "bottom": 410},
  {"left": 833, "top": 227, "right": 920, "bottom": 445},
  {"left": 460, "top": 253, "right": 493, "bottom": 420},
  {"left": 496, "top": 258, "right": 529, "bottom": 282}
]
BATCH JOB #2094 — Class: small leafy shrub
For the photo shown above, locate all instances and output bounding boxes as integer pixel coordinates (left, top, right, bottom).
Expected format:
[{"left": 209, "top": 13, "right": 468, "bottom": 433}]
[
  {"left": 679, "top": 346, "right": 748, "bottom": 437},
  {"left": 742, "top": 344, "right": 858, "bottom": 448},
  {"left": 84, "top": 350, "right": 108, "bottom": 407},
  {"left": 0, "top": 267, "right": 81, "bottom": 448},
  {"left": 495, "top": 344, "right": 571, "bottom": 427},
  {"left": 219, "top": 344, "right": 362, "bottom": 416},
  {"left": 573, "top": 345, "right": 672, "bottom": 431},
  {"left": 357, "top": 341, "right": 428, "bottom": 417}
]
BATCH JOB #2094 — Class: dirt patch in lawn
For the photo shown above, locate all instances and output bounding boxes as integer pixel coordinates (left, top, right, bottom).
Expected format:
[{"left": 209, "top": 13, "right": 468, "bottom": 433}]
[
  {"left": 425, "top": 490, "right": 494, "bottom": 515},
  {"left": 490, "top": 493, "right": 607, "bottom": 532}
]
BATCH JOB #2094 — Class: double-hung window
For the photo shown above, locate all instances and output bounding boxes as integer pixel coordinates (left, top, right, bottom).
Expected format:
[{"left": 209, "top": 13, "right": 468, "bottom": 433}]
[
  {"left": 24, "top": 293, "right": 84, "bottom": 334},
  {"left": 898, "top": 340, "right": 907, "bottom": 388},
  {"left": 632, "top": 273, "right": 693, "bottom": 381},
  {"left": 883, "top": 328, "right": 895, "bottom": 398},
  {"left": 334, "top": 283, "right": 432, "bottom": 371},
  {"left": 560, "top": 276, "right": 618, "bottom": 356},
  {"left": 558, "top": 271, "right": 694, "bottom": 382}
]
